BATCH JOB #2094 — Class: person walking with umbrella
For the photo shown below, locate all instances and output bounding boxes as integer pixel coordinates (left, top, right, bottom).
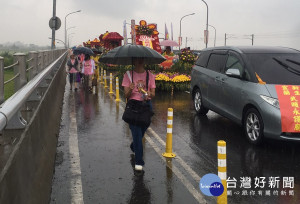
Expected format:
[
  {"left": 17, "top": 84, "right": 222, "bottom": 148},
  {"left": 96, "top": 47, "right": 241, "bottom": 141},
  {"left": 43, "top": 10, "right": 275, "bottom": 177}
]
[
  {"left": 66, "top": 53, "right": 79, "bottom": 91},
  {"left": 81, "top": 54, "right": 96, "bottom": 92},
  {"left": 73, "top": 46, "right": 95, "bottom": 87},
  {"left": 99, "top": 44, "right": 165, "bottom": 171},
  {"left": 122, "top": 57, "right": 156, "bottom": 171}
]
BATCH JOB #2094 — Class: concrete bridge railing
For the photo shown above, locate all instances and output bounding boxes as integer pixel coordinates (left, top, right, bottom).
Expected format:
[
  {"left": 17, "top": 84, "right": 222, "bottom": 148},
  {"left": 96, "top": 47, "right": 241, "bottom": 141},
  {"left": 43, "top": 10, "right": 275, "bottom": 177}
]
[
  {"left": 0, "top": 49, "right": 65, "bottom": 104},
  {"left": 0, "top": 49, "right": 68, "bottom": 204}
]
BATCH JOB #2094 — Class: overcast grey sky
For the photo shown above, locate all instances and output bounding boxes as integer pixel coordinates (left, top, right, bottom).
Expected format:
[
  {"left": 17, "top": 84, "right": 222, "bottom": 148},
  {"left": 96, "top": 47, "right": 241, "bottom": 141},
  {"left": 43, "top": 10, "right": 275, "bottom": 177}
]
[{"left": 1, "top": 0, "right": 300, "bottom": 50}]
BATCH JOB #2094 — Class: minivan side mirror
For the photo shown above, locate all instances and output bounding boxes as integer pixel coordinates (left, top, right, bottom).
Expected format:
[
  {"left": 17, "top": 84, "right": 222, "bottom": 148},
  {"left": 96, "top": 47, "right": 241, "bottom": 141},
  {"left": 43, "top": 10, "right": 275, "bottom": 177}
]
[{"left": 225, "top": 68, "right": 241, "bottom": 79}]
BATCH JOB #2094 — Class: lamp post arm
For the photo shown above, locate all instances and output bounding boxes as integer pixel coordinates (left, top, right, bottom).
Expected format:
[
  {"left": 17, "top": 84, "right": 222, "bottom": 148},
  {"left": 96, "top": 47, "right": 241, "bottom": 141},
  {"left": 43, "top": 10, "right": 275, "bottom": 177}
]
[
  {"left": 201, "top": 0, "right": 209, "bottom": 48},
  {"left": 65, "top": 10, "right": 81, "bottom": 48},
  {"left": 179, "top": 13, "right": 195, "bottom": 50},
  {"left": 208, "top": 24, "right": 216, "bottom": 47}
]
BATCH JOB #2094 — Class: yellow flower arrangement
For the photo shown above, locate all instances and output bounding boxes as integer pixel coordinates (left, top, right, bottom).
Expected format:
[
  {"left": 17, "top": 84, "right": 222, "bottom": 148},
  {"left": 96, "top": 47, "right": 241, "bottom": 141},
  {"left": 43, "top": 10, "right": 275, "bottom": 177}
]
[
  {"left": 171, "top": 75, "right": 191, "bottom": 83},
  {"left": 155, "top": 73, "right": 170, "bottom": 81}
]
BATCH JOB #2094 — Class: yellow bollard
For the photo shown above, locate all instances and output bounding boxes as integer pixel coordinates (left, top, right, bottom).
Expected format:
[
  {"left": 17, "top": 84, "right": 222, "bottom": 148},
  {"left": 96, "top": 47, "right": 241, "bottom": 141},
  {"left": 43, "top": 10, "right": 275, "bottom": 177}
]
[
  {"left": 100, "top": 67, "right": 104, "bottom": 84},
  {"left": 162, "top": 108, "right": 176, "bottom": 158},
  {"left": 104, "top": 70, "right": 108, "bottom": 88},
  {"left": 217, "top": 140, "right": 227, "bottom": 204},
  {"left": 109, "top": 73, "right": 114, "bottom": 94},
  {"left": 115, "top": 77, "right": 120, "bottom": 102}
]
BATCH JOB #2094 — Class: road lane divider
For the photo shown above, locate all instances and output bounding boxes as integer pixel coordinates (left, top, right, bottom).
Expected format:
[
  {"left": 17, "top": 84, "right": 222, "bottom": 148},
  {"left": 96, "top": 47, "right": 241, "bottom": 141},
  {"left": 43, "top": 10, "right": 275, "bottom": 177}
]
[
  {"left": 115, "top": 77, "right": 120, "bottom": 102},
  {"left": 104, "top": 70, "right": 108, "bottom": 88},
  {"left": 109, "top": 73, "right": 114, "bottom": 94},
  {"left": 100, "top": 67, "right": 104, "bottom": 84},
  {"left": 162, "top": 108, "right": 176, "bottom": 158},
  {"left": 217, "top": 140, "right": 227, "bottom": 204}
]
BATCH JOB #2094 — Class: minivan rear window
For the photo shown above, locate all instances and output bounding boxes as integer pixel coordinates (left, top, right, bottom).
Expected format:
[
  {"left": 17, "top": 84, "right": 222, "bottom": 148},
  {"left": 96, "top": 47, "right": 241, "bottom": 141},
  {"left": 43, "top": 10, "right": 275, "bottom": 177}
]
[{"left": 245, "top": 53, "right": 300, "bottom": 85}]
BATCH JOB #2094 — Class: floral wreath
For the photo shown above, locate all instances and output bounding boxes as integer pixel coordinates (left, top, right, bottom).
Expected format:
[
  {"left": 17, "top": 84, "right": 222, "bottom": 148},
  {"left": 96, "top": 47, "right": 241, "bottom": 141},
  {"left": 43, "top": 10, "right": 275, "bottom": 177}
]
[{"left": 135, "top": 20, "right": 159, "bottom": 36}]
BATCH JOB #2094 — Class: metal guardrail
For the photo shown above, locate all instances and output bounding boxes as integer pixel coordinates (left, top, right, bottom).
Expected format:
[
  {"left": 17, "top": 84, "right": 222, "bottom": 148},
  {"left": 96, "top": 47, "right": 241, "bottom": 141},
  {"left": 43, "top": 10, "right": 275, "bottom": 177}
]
[
  {"left": 0, "top": 49, "right": 67, "bottom": 131},
  {"left": 0, "top": 49, "right": 67, "bottom": 103},
  {"left": 4, "top": 61, "right": 19, "bottom": 70},
  {"left": 4, "top": 73, "right": 20, "bottom": 85}
]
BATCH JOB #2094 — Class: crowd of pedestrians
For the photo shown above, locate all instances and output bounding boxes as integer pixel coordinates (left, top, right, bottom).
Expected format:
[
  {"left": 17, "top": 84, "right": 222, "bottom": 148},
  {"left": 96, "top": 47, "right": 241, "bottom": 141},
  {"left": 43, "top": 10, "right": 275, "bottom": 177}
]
[{"left": 66, "top": 50, "right": 100, "bottom": 93}]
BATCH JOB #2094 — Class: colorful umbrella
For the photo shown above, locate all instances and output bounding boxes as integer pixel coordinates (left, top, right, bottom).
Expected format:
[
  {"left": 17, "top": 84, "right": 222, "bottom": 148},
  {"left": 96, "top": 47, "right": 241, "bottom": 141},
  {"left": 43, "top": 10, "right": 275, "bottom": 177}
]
[{"left": 160, "top": 40, "right": 179, "bottom": 47}]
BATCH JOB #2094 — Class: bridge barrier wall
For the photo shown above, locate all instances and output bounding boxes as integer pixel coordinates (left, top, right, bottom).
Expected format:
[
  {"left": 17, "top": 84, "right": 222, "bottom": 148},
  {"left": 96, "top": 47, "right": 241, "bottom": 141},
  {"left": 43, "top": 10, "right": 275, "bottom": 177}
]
[{"left": 0, "top": 53, "right": 67, "bottom": 204}]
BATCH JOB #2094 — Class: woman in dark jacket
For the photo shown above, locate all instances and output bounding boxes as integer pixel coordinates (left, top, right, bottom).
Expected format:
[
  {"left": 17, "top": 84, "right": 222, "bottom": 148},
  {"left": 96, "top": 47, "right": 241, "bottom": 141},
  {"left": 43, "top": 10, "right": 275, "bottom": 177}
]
[{"left": 66, "top": 54, "right": 79, "bottom": 91}]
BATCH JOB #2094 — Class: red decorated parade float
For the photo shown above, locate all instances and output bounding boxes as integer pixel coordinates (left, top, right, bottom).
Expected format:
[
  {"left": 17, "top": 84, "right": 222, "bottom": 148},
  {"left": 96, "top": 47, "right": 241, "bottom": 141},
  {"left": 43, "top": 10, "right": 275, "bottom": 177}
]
[
  {"left": 99, "top": 31, "right": 124, "bottom": 50},
  {"left": 134, "top": 20, "right": 162, "bottom": 53},
  {"left": 83, "top": 38, "right": 101, "bottom": 48}
]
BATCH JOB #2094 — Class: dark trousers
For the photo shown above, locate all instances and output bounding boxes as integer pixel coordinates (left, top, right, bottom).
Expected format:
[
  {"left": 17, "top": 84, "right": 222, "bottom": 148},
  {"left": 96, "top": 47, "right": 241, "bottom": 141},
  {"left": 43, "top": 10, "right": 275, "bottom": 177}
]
[
  {"left": 69, "top": 73, "right": 76, "bottom": 84},
  {"left": 129, "top": 100, "right": 153, "bottom": 166},
  {"left": 129, "top": 124, "right": 149, "bottom": 165}
]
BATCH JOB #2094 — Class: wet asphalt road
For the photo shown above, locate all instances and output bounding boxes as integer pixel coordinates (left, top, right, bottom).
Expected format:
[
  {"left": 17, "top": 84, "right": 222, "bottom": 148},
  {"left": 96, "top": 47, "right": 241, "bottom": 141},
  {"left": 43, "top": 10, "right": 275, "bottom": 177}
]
[{"left": 50, "top": 79, "right": 300, "bottom": 204}]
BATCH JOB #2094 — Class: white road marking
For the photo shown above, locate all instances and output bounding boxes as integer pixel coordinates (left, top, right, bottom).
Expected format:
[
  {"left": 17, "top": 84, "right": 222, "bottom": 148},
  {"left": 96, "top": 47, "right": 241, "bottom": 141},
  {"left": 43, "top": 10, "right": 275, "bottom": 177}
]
[
  {"left": 69, "top": 96, "right": 84, "bottom": 204},
  {"left": 146, "top": 135, "right": 207, "bottom": 204},
  {"left": 147, "top": 128, "right": 201, "bottom": 182}
]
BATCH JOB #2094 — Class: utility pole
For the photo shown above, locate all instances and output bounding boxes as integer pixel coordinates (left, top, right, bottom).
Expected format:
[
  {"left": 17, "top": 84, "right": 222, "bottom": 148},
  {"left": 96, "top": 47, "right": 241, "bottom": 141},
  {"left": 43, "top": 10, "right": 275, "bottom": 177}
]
[
  {"left": 200, "top": 0, "right": 209, "bottom": 48},
  {"left": 51, "top": 0, "right": 56, "bottom": 49},
  {"left": 225, "top": 33, "right": 226, "bottom": 46},
  {"left": 251, "top": 34, "right": 254, "bottom": 46}
]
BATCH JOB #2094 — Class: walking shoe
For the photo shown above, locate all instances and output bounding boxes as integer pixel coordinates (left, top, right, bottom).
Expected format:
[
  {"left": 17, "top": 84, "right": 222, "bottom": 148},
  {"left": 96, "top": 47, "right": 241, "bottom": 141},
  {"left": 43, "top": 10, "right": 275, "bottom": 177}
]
[{"left": 135, "top": 165, "right": 143, "bottom": 171}]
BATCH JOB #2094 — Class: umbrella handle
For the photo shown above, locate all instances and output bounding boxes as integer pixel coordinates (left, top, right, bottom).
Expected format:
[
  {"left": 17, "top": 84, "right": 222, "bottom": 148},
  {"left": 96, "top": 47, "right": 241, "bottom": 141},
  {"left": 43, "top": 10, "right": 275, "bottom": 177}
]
[{"left": 131, "top": 58, "right": 133, "bottom": 83}]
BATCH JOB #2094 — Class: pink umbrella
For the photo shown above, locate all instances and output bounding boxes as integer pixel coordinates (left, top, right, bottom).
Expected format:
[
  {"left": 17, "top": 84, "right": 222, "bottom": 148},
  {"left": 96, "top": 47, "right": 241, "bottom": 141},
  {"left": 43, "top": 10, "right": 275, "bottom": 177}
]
[{"left": 160, "top": 40, "right": 179, "bottom": 47}]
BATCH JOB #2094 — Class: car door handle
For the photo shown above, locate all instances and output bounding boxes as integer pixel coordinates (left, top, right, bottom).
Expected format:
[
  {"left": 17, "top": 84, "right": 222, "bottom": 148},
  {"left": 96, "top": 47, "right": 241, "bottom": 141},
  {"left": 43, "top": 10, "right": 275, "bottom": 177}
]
[
  {"left": 215, "top": 76, "right": 225, "bottom": 83},
  {"left": 215, "top": 76, "right": 220, "bottom": 81}
]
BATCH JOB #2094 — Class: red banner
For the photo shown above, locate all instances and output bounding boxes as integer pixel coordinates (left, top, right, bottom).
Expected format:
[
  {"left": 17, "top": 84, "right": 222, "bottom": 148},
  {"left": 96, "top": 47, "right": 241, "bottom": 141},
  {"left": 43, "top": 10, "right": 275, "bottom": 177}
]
[{"left": 276, "top": 85, "right": 300, "bottom": 132}]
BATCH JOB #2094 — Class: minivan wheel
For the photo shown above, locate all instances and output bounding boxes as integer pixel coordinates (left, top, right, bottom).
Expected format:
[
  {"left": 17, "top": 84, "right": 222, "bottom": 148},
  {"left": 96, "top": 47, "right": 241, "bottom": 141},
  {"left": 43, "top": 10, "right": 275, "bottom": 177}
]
[
  {"left": 244, "top": 108, "right": 264, "bottom": 145},
  {"left": 193, "top": 89, "right": 208, "bottom": 115}
]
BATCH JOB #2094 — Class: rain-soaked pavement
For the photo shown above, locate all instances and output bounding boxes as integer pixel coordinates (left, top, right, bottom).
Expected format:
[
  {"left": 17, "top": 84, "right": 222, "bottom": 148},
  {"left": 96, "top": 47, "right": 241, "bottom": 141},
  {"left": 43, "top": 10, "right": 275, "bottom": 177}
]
[{"left": 50, "top": 77, "right": 300, "bottom": 204}]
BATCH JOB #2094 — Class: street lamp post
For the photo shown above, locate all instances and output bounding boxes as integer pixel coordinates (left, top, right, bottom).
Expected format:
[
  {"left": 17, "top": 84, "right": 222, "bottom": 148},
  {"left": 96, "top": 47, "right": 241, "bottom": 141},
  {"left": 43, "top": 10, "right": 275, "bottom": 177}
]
[
  {"left": 68, "top": 36, "right": 74, "bottom": 48},
  {"left": 65, "top": 10, "right": 81, "bottom": 48},
  {"left": 68, "top": 33, "right": 75, "bottom": 48},
  {"left": 208, "top": 24, "right": 216, "bottom": 47},
  {"left": 179, "top": 13, "right": 195, "bottom": 51},
  {"left": 200, "top": 0, "right": 209, "bottom": 48}
]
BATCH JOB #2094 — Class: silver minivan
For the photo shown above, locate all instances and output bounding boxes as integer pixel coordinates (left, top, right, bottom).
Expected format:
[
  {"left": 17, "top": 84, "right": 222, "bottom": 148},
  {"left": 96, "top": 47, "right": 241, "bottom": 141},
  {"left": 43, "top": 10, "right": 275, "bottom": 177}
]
[{"left": 191, "top": 46, "right": 300, "bottom": 144}]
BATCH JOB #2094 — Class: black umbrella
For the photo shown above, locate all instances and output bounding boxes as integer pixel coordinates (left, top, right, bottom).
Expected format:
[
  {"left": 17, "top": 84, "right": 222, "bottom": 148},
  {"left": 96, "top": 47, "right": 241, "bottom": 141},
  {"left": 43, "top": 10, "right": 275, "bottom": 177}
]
[
  {"left": 73, "top": 46, "right": 94, "bottom": 55},
  {"left": 92, "top": 48, "right": 102, "bottom": 54},
  {"left": 99, "top": 44, "right": 166, "bottom": 65}
]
